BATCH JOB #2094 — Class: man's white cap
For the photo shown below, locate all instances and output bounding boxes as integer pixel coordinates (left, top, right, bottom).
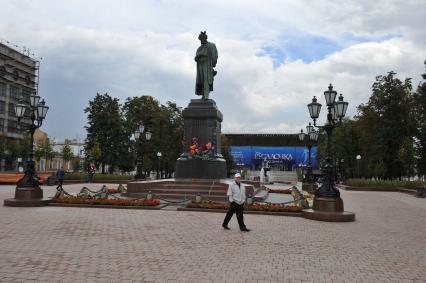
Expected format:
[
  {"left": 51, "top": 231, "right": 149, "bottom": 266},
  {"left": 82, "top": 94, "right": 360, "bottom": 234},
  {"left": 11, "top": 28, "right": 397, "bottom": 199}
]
[{"left": 234, "top": 173, "right": 241, "bottom": 178}]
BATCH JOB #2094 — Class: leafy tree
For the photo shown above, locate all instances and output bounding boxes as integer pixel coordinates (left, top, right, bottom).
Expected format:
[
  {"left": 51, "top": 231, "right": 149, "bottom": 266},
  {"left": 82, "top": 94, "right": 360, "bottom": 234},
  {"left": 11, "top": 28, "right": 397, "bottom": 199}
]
[
  {"left": 62, "top": 139, "right": 74, "bottom": 169},
  {"left": 397, "top": 137, "right": 416, "bottom": 178},
  {"left": 160, "top": 101, "right": 184, "bottom": 177},
  {"left": 316, "top": 118, "right": 360, "bottom": 178},
  {"left": 122, "top": 96, "right": 184, "bottom": 177},
  {"left": 374, "top": 160, "right": 386, "bottom": 179},
  {"left": 413, "top": 64, "right": 426, "bottom": 179},
  {"left": 86, "top": 139, "right": 101, "bottom": 166},
  {"left": 85, "top": 93, "right": 130, "bottom": 173},
  {"left": 122, "top": 96, "right": 163, "bottom": 175},
  {"left": 356, "top": 71, "right": 416, "bottom": 179}
]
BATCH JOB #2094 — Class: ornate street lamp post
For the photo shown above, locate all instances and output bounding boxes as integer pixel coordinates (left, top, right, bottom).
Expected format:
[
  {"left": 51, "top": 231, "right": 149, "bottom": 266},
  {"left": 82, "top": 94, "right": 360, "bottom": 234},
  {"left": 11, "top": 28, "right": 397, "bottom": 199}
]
[
  {"left": 302, "top": 84, "right": 355, "bottom": 222},
  {"left": 298, "top": 126, "right": 318, "bottom": 192},
  {"left": 134, "top": 123, "right": 152, "bottom": 180},
  {"left": 356, "top": 154, "right": 362, "bottom": 178},
  {"left": 156, "top": 151, "right": 162, "bottom": 179},
  {"left": 298, "top": 125, "right": 318, "bottom": 183},
  {"left": 4, "top": 94, "right": 49, "bottom": 207}
]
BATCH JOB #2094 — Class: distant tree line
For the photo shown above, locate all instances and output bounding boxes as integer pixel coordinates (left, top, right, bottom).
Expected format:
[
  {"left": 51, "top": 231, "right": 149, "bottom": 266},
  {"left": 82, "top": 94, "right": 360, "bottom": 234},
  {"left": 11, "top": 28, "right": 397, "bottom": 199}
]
[{"left": 317, "top": 68, "right": 426, "bottom": 180}]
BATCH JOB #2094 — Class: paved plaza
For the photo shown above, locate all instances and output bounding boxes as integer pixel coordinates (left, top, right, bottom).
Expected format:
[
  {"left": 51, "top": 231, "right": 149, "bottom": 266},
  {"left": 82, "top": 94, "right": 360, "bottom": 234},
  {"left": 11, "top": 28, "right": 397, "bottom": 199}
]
[{"left": 0, "top": 184, "right": 425, "bottom": 283}]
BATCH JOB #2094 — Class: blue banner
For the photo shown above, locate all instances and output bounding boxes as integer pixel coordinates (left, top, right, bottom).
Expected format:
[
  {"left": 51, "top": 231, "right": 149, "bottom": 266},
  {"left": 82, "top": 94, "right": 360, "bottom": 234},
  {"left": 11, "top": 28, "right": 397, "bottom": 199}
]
[{"left": 230, "top": 146, "right": 318, "bottom": 169}]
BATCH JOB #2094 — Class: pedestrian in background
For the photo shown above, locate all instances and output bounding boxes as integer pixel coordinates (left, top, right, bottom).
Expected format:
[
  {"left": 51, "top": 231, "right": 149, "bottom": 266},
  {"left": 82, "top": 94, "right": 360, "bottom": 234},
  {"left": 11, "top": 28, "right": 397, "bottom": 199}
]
[
  {"left": 87, "top": 164, "right": 95, "bottom": 183},
  {"left": 56, "top": 166, "right": 65, "bottom": 189}
]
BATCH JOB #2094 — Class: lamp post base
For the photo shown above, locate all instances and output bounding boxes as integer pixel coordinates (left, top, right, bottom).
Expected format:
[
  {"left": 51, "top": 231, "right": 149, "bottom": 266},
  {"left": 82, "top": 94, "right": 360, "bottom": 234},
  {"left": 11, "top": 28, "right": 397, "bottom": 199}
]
[
  {"left": 4, "top": 187, "right": 49, "bottom": 207},
  {"left": 302, "top": 197, "right": 355, "bottom": 222}
]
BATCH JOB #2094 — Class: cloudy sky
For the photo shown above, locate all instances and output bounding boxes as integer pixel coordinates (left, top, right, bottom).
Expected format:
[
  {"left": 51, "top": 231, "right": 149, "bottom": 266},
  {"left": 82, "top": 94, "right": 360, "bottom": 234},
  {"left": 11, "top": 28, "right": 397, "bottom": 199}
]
[{"left": 1, "top": 0, "right": 425, "bottom": 141}]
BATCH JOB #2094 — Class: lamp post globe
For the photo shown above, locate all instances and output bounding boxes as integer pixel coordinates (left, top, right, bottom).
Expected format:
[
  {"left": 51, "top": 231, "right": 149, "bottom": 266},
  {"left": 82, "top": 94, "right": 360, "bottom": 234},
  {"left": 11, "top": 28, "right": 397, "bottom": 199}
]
[
  {"left": 306, "top": 122, "right": 314, "bottom": 134},
  {"left": 336, "top": 94, "right": 349, "bottom": 119},
  {"left": 298, "top": 129, "right": 305, "bottom": 142},
  {"left": 323, "top": 83, "right": 337, "bottom": 106},
  {"left": 307, "top": 96, "right": 321, "bottom": 122}
]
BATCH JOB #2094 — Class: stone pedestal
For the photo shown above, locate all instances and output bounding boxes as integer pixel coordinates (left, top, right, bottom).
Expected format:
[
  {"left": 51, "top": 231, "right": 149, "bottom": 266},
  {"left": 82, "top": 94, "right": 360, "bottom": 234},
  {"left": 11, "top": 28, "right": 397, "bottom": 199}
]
[
  {"left": 175, "top": 99, "right": 226, "bottom": 179},
  {"left": 302, "top": 197, "right": 355, "bottom": 222},
  {"left": 4, "top": 186, "right": 49, "bottom": 207}
]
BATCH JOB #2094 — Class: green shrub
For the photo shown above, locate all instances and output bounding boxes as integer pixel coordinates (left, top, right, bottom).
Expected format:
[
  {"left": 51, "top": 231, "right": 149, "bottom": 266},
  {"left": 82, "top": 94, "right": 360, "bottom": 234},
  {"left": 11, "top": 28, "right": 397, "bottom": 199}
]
[{"left": 344, "top": 178, "right": 424, "bottom": 189}]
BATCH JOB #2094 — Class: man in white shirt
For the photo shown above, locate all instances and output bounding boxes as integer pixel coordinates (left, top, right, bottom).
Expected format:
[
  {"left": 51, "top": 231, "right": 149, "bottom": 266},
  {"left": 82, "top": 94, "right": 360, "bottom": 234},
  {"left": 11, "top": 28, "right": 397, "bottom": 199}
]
[{"left": 222, "top": 173, "right": 250, "bottom": 232}]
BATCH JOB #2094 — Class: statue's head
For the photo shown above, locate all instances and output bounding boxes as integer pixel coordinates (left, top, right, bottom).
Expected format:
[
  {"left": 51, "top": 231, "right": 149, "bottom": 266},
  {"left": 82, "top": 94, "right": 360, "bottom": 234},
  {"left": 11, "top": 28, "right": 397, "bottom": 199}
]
[{"left": 198, "top": 31, "right": 208, "bottom": 44}]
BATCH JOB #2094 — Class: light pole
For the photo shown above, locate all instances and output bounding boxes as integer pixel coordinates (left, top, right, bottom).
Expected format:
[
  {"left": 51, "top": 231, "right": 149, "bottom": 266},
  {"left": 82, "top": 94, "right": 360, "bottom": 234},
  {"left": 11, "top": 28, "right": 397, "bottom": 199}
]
[
  {"left": 156, "top": 151, "right": 162, "bottom": 179},
  {"left": 299, "top": 125, "right": 319, "bottom": 183},
  {"left": 4, "top": 93, "right": 49, "bottom": 207},
  {"left": 356, "top": 154, "right": 361, "bottom": 178},
  {"left": 134, "top": 124, "right": 152, "bottom": 180},
  {"left": 298, "top": 126, "right": 318, "bottom": 191},
  {"left": 302, "top": 84, "right": 355, "bottom": 222},
  {"left": 298, "top": 129, "right": 306, "bottom": 181}
]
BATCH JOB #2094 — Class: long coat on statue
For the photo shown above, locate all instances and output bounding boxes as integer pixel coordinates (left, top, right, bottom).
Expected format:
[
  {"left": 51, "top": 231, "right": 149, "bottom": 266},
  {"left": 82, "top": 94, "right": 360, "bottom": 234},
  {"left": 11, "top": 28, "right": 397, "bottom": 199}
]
[{"left": 195, "top": 42, "right": 218, "bottom": 99}]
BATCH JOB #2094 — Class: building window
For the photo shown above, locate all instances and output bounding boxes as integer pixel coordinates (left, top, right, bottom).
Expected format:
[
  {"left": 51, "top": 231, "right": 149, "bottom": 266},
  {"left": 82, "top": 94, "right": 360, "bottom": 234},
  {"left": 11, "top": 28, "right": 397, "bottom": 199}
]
[
  {"left": 0, "top": 119, "right": 4, "bottom": 132},
  {"left": 0, "top": 83, "right": 6, "bottom": 96},
  {"left": 22, "top": 88, "right": 32, "bottom": 103},
  {"left": 10, "top": 85, "right": 19, "bottom": 99},
  {"left": 25, "top": 75, "right": 31, "bottom": 85},
  {"left": 0, "top": 66, "right": 6, "bottom": 77},
  {"left": 0, "top": 101, "right": 5, "bottom": 114},
  {"left": 8, "top": 102, "right": 15, "bottom": 116},
  {"left": 13, "top": 70, "right": 19, "bottom": 81},
  {"left": 7, "top": 120, "right": 18, "bottom": 133}
]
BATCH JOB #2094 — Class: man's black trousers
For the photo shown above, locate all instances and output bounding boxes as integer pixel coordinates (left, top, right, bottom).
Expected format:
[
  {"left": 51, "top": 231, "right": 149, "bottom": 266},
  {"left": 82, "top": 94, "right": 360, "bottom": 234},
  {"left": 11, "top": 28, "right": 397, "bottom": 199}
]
[{"left": 223, "top": 202, "right": 246, "bottom": 230}]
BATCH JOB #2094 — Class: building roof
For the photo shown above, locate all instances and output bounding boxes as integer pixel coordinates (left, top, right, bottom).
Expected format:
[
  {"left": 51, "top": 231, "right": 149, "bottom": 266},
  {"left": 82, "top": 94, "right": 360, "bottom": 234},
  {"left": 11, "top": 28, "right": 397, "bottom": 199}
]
[{"left": 224, "top": 133, "right": 318, "bottom": 147}]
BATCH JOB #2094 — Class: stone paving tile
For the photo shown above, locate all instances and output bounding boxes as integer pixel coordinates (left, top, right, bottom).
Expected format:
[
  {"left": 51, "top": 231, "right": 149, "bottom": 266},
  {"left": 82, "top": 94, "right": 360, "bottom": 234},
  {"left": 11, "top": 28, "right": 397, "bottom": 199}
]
[{"left": 0, "top": 184, "right": 425, "bottom": 282}]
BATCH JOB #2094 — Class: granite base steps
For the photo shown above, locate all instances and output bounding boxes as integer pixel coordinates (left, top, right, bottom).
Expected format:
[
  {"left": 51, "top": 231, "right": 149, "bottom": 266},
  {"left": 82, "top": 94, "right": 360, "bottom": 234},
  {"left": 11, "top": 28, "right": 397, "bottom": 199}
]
[{"left": 125, "top": 179, "right": 258, "bottom": 203}]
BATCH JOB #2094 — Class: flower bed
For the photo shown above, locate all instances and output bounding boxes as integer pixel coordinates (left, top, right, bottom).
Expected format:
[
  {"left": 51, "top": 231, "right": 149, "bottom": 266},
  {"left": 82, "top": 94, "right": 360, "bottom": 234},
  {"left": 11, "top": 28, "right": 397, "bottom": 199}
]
[
  {"left": 186, "top": 200, "right": 303, "bottom": 212},
  {"left": 187, "top": 200, "right": 229, "bottom": 210},
  {"left": 246, "top": 203, "right": 302, "bottom": 212},
  {"left": 52, "top": 197, "right": 160, "bottom": 206}
]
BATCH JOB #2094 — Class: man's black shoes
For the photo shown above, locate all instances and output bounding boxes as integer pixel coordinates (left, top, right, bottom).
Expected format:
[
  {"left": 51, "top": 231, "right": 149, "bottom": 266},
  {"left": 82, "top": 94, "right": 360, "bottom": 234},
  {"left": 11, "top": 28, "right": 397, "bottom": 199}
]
[
  {"left": 241, "top": 228, "right": 251, "bottom": 232},
  {"left": 222, "top": 224, "right": 230, "bottom": 230}
]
